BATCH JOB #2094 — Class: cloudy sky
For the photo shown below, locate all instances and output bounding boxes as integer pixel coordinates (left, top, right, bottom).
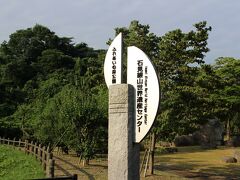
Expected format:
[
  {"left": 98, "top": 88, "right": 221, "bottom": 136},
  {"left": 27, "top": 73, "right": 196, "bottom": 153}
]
[{"left": 0, "top": 0, "right": 239, "bottom": 64}]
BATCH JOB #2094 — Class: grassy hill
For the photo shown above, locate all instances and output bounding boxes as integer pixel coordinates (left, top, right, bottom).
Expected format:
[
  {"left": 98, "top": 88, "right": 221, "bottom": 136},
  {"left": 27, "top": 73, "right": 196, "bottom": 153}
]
[{"left": 0, "top": 145, "right": 45, "bottom": 180}]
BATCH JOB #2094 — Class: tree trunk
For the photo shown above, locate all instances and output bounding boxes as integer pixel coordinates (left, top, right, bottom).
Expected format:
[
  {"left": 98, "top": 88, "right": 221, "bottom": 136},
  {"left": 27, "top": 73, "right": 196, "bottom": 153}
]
[
  {"left": 149, "top": 132, "right": 156, "bottom": 175},
  {"left": 226, "top": 119, "right": 231, "bottom": 141},
  {"left": 82, "top": 159, "right": 89, "bottom": 166}
]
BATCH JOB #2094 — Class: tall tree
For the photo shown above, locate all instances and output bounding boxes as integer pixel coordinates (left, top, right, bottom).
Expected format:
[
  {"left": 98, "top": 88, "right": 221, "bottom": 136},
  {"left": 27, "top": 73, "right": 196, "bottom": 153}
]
[
  {"left": 110, "top": 20, "right": 212, "bottom": 174},
  {"left": 213, "top": 57, "right": 240, "bottom": 139},
  {"left": 156, "top": 21, "right": 212, "bottom": 139}
]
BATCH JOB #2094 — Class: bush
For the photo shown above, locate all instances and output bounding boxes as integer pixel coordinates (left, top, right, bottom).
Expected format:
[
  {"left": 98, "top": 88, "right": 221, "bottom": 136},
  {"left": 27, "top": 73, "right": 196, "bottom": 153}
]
[
  {"left": 156, "top": 147, "right": 178, "bottom": 154},
  {"left": 174, "top": 135, "right": 194, "bottom": 146}
]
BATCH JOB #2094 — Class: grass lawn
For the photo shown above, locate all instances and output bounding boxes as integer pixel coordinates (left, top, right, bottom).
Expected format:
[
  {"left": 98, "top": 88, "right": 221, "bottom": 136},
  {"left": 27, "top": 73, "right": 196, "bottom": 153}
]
[
  {"left": 149, "top": 146, "right": 240, "bottom": 179},
  {"left": 0, "top": 145, "right": 45, "bottom": 180}
]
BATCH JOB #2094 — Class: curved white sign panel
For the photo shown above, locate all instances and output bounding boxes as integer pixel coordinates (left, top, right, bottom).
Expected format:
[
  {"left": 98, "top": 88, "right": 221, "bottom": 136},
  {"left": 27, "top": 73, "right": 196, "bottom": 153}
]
[
  {"left": 104, "top": 33, "right": 122, "bottom": 88},
  {"left": 127, "top": 46, "right": 160, "bottom": 143}
]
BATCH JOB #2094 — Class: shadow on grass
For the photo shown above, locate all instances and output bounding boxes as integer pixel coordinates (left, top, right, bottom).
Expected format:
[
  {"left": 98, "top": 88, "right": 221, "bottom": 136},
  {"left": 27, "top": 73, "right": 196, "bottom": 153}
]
[
  {"left": 154, "top": 156, "right": 187, "bottom": 163},
  {"left": 54, "top": 156, "right": 95, "bottom": 180},
  {"left": 203, "top": 164, "right": 240, "bottom": 179},
  {"left": 55, "top": 163, "right": 72, "bottom": 176},
  {"left": 155, "top": 161, "right": 240, "bottom": 179},
  {"left": 90, "top": 164, "right": 108, "bottom": 169}
]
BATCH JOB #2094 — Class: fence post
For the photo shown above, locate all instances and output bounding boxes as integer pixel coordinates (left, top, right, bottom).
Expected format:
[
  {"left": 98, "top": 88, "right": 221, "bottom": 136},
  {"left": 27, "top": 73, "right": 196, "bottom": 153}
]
[
  {"left": 38, "top": 144, "right": 42, "bottom": 161},
  {"left": 46, "top": 149, "right": 50, "bottom": 164},
  {"left": 46, "top": 146, "right": 50, "bottom": 153},
  {"left": 42, "top": 146, "right": 46, "bottom": 170},
  {"left": 72, "top": 174, "right": 78, "bottom": 180},
  {"left": 30, "top": 141, "right": 33, "bottom": 155},
  {"left": 25, "top": 140, "right": 28, "bottom": 154},
  {"left": 34, "top": 142, "right": 37, "bottom": 158},
  {"left": 0, "top": 137, "right": 1, "bottom": 144},
  {"left": 12, "top": 137, "right": 16, "bottom": 148},
  {"left": 47, "top": 153, "right": 54, "bottom": 178},
  {"left": 18, "top": 139, "right": 21, "bottom": 150},
  {"left": 7, "top": 138, "right": 10, "bottom": 145}
]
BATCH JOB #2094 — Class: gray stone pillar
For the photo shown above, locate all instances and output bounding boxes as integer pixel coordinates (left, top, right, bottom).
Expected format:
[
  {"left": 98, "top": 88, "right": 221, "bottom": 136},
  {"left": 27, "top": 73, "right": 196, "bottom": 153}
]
[{"left": 108, "top": 84, "right": 140, "bottom": 180}]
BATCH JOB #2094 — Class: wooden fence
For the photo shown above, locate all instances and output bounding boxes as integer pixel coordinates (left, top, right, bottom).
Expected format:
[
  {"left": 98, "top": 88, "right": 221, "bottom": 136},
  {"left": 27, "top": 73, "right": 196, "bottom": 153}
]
[
  {"left": 0, "top": 137, "right": 54, "bottom": 178},
  {"left": 31, "top": 174, "right": 78, "bottom": 180}
]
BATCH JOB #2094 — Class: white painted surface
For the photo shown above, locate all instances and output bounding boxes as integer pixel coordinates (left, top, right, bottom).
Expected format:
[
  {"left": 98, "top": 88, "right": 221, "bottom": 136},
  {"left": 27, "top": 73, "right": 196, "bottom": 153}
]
[
  {"left": 127, "top": 46, "right": 159, "bottom": 143},
  {"left": 104, "top": 33, "right": 122, "bottom": 88}
]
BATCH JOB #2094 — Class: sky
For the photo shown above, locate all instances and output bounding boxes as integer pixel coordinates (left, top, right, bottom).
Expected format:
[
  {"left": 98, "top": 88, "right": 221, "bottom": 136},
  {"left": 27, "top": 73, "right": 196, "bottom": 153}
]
[{"left": 0, "top": 0, "right": 240, "bottom": 64}]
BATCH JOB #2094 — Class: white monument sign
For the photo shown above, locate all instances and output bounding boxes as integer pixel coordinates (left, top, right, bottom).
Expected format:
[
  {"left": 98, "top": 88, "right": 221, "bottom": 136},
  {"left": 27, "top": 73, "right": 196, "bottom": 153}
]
[
  {"left": 104, "top": 34, "right": 160, "bottom": 143},
  {"left": 104, "top": 33, "right": 122, "bottom": 87},
  {"left": 127, "top": 46, "right": 160, "bottom": 143}
]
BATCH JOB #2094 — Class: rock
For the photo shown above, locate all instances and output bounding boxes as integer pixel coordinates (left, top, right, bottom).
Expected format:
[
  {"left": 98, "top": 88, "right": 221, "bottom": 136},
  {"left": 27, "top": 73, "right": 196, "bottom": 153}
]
[
  {"left": 227, "top": 136, "right": 240, "bottom": 147},
  {"left": 234, "top": 150, "right": 240, "bottom": 162},
  {"left": 222, "top": 156, "right": 237, "bottom": 163}
]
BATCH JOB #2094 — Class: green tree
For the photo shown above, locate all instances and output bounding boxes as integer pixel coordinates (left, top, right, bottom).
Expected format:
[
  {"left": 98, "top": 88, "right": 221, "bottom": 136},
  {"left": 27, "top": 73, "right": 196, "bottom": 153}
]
[
  {"left": 110, "top": 20, "right": 212, "bottom": 139},
  {"left": 1, "top": 24, "right": 75, "bottom": 62},
  {"left": 156, "top": 21, "right": 212, "bottom": 139},
  {"left": 213, "top": 57, "right": 240, "bottom": 138},
  {"left": 0, "top": 24, "right": 78, "bottom": 130},
  {"left": 110, "top": 20, "right": 212, "bottom": 173},
  {"left": 0, "top": 24, "right": 108, "bottom": 160},
  {"left": 32, "top": 81, "right": 107, "bottom": 164}
]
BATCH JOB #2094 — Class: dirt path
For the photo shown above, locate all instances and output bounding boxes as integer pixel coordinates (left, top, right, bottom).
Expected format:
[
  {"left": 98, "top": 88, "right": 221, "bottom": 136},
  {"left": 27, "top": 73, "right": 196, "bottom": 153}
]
[
  {"left": 52, "top": 152, "right": 167, "bottom": 180},
  {"left": 53, "top": 152, "right": 108, "bottom": 180},
  {"left": 53, "top": 149, "right": 240, "bottom": 180},
  {"left": 52, "top": 152, "right": 182, "bottom": 180}
]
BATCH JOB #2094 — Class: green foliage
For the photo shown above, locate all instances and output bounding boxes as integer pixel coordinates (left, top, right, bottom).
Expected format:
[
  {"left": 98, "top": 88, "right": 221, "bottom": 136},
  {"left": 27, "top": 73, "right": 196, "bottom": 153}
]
[
  {"left": 37, "top": 49, "right": 74, "bottom": 75},
  {"left": 32, "top": 81, "right": 107, "bottom": 159},
  {"left": 155, "top": 22, "right": 212, "bottom": 140},
  {"left": 114, "top": 20, "right": 160, "bottom": 59},
  {"left": 112, "top": 20, "right": 214, "bottom": 140},
  {"left": 0, "top": 21, "right": 239, "bottom": 159},
  {"left": 0, "top": 24, "right": 108, "bottom": 159},
  {"left": 213, "top": 57, "right": 240, "bottom": 135},
  {"left": 109, "top": 20, "right": 160, "bottom": 82},
  {"left": 0, "top": 145, "right": 45, "bottom": 179}
]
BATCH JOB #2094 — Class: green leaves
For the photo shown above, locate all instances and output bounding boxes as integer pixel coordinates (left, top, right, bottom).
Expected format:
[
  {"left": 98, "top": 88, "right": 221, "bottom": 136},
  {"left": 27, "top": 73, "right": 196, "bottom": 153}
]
[
  {"left": 0, "top": 21, "right": 239, "bottom": 154},
  {"left": 0, "top": 23, "right": 108, "bottom": 152},
  {"left": 110, "top": 20, "right": 213, "bottom": 140},
  {"left": 37, "top": 49, "right": 74, "bottom": 74}
]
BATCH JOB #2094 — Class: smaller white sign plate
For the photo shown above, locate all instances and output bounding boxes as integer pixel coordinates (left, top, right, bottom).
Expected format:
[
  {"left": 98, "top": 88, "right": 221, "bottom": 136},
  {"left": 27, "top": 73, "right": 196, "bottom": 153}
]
[{"left": 104, "top": 33, "right": 122, "bottom": 87}]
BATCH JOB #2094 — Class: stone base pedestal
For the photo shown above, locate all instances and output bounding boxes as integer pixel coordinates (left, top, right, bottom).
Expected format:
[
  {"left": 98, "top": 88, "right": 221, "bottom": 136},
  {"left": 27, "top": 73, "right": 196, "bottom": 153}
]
[{"left": 108, "top": 84, "right": 140, "bottom": 180}]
